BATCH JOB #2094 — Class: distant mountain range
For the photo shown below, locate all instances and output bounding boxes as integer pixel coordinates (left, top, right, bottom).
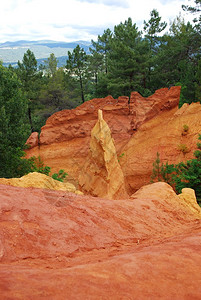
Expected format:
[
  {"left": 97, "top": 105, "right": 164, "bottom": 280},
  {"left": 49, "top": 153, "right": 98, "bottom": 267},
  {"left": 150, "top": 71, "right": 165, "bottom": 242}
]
[{"left": 0, "top": 40, "right": 91, "bottom": 68}]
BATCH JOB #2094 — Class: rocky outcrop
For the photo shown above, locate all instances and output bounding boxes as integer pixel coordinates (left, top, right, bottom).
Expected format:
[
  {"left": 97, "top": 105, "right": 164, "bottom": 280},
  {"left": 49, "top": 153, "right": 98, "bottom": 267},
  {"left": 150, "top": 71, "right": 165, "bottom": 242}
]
[
  {"left": 0, "top": 182, "right": 201, "bottom": 298},
  {"left": 79, "top": 110, "right": 127, "bottom": 199},
  {"left": 120, "top": 102, "right": 201, "bottom": 194},
  {"left": 131, "top": 182, "right": 201, "bottom": 219},
  {"left": 178, "top": 188, "right": 201, "bottom": 216},
  {"left": 0, "top": 172, "right": 82, "bottom": 194},
  {"left": 25, "top": 87, "right": 181, "bottom": 188},
  {"left": 129, "top": 86, "right": 181, "bottom": 129},
  {"left": 25, "top": 132, "right": 39, "bottom": 148}
]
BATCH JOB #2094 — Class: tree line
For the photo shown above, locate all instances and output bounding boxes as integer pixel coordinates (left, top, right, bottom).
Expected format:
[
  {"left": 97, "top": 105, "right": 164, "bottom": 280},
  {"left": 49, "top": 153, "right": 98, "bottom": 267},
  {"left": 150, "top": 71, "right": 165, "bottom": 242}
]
[{"left": 0, "top": 0, "right": 200, "bottom": 178}]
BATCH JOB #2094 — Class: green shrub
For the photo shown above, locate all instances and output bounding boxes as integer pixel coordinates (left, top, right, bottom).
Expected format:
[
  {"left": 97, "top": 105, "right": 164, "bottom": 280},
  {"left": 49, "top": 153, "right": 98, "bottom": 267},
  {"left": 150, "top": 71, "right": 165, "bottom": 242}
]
[
  {"left": 197, "top": 142, "right": 201, "bottom": 150},
  {"left": 25, "top": 156, "right": 68, "bottom": 182},
  {"left": 26, "top": 156, "right": 51, "bottom": 175},
  {"left": 183, "top": 124, "right": 189, "bottom": 132},
  {"left": 196, "top": 134, "right": 201, "bottom": 151},
  {"left": 182, "top": 124, "right": 189, "bottom": 135},
  {"left": 118, "top": 152, "right": 125, "bottom": 162},
  {"left": 52, "top": 169, "right": 68, "bottom": 182},
  {"left": 178, "top": 144, "right": 190, "bottom": 154},
  {"left": 150, "top": 152, "right": 174, "bottom": 185},
  {"left": 151, "top": 134, "right": 201, "bottom": 205},
  {"left": 20, "top": 156, "right": 68, "bottom": 184}
]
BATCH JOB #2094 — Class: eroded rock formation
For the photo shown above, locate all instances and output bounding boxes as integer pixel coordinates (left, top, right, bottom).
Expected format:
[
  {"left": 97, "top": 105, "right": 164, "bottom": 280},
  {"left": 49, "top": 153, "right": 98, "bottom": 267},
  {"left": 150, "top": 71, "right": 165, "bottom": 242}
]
[
  {"left": 26, "top": 132, "right": 39, "bottom": 148},
  {"left": 79, "top": 110, "right": 127, "bottom": 199},
  {"left": 25, "top": 87, "right": 181, "bottom": 190},
  {"left": 0, "top": 182, "right": 201, "bottom": 298},
  {"left": 129, "top": 86, "right": 181, "bottom": 129}
]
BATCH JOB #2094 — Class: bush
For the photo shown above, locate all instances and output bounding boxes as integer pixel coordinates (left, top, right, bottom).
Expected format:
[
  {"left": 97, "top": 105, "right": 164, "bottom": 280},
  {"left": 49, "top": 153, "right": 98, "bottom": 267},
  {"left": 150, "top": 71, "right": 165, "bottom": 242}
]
[
  {"left": 150, "top": 152, "right": 174, "bottom": 185},
  {"left": 19, "top": 156, "right": 68, "bottom": 183},
  {"left": 182, "top": 124, "right": 189, "bottom": 135},
  {"left": 178, "top": 144, "right": 190, "bottom": 154},
  {"left": 172, "top": 159, "right": 201, "bottom": 200},
  {"left": 27, "top": 156, "right": 51, "bottom": 175},
  {"left": 183, "top": 124, "right": 189, "bottom": 132},
  {"left": 52, "top": 169, "right": 68, "bottom": 182},
  {"left": 27, "top": 156, "right": 68, "bottom": 182},
  {"left": 151, "top": 134, "right": 201, "bottom": 204}
]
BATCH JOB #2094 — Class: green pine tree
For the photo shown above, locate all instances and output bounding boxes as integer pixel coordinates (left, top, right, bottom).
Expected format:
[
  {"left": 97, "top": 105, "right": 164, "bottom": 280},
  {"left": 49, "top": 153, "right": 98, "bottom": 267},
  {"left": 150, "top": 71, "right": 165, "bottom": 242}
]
[
  {"left": 0, "top": 63, "right": 30, "bottom": 178},
  {"left": 107, "top": 18, "right": 149, "bottom": 97},
  {"left": 66, "top": 45, "right": 88, "bottom": 103}
]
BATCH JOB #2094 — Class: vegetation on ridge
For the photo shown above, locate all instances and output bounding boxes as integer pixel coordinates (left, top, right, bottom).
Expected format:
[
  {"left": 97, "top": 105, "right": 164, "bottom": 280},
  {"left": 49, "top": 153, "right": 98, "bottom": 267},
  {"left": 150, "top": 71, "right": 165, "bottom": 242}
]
[
  {"left": 151, "top": 134, "right": 201, "bottom": 204},
  {"left": 0, "top": 0, "right": 200, "bottom": 181}
]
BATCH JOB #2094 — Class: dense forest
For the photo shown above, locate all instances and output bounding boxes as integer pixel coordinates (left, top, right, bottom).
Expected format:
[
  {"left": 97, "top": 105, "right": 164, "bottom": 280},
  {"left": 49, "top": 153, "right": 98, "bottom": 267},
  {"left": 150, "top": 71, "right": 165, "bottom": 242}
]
[{"left": 0, "top": 0, "right": 200, "bottom": 181}]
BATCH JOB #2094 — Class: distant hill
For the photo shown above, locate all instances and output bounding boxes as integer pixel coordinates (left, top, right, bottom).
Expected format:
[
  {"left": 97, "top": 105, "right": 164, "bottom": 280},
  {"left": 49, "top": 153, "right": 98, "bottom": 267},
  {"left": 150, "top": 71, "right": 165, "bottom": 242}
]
[{"left": 0, "top": 40, "right": 91, "bottom": 67}]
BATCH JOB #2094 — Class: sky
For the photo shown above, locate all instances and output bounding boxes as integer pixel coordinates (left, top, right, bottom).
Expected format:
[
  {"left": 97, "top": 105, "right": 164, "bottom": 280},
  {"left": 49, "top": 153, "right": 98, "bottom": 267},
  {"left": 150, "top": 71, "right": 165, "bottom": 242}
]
[{"left": 0, "top": 0, "right": 196, "bottom": 43}]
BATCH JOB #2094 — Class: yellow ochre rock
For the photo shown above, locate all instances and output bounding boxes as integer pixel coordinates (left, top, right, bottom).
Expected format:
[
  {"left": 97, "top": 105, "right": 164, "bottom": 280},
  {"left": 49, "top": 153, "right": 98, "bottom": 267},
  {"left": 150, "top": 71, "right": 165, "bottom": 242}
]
[
  {"left": 79, "top": 109, "right": 128, "bottom": 199},
  {"left": 0, "top": 172, "right": 82, "bottom": 194},
  {"left": 177, "top": 188, "right": 201, "bottom": 216}
]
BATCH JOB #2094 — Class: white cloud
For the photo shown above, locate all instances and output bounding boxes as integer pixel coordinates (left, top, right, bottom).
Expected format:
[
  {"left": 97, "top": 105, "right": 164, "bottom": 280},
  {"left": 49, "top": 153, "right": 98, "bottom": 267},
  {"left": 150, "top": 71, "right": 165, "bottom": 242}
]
[
  {"left": 0, "top": 0, "right": 196, "bottom": 43},
  {"left": 77, "top": 0, "right": 130, "bottom": 8}
]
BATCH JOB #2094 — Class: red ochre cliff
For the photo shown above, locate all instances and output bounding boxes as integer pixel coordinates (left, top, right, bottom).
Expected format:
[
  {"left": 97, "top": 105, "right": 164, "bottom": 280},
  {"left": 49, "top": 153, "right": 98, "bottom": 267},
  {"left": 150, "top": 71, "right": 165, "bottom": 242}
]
[
  {"left": 120, "top": 101, "right": 201, "bottom": 194},
  {"left": 25, "top": 85, "right": 200, "bottom": 194}
]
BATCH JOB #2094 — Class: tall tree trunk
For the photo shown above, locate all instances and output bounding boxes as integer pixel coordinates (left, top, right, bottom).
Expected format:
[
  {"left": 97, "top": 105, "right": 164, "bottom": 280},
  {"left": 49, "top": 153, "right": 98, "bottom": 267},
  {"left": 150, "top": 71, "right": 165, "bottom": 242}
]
[
  {"left": 28, "top": 107, "right": 34, "bottom": 133},
  {"left": 79, "top": 76, "right": 85, "bottom": 103},
  {"left": 95, "top": 73, "right": 98, "bottom": 86},
  {"left": 104, "top": 51, "right": 108, "bottom": 74},
  {"left": 143, "top": 73, "right": 147, "bottom": 89}
]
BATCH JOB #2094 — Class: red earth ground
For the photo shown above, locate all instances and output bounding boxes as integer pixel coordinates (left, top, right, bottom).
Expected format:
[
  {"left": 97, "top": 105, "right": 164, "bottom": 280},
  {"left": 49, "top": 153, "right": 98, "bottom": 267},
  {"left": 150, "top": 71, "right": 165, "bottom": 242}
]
[{"left": 0, "top": 182, "right": 201, "bottom": 299}]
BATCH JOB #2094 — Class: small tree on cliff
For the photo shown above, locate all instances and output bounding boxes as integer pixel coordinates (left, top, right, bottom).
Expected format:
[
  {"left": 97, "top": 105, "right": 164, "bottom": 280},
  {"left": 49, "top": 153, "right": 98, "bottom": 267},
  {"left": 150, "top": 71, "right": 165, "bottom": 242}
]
[
  {"left": 150, "top": 152, "right": 174, "bottom": 184},
  {"left": 172, "top": 134, "right": 201, "bottom": 201},
  {"left": 151, "top": 135, "right": 201, "bottom": 203}
]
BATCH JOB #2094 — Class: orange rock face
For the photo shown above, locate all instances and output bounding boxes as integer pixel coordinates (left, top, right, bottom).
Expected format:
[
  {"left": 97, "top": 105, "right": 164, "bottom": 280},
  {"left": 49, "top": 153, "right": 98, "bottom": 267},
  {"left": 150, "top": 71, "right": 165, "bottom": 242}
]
[
  {"left": 129, "top": 86, "right": 181, "bottom": 129},
  {"left": 0, "top": 182, "right": 201, "bottom": 299},
  {"left": 25, "top": 87, "right": 182, "bottom": 190},
  {"left": 120, "top": 102, "right": 201, "bottom": 194}
]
